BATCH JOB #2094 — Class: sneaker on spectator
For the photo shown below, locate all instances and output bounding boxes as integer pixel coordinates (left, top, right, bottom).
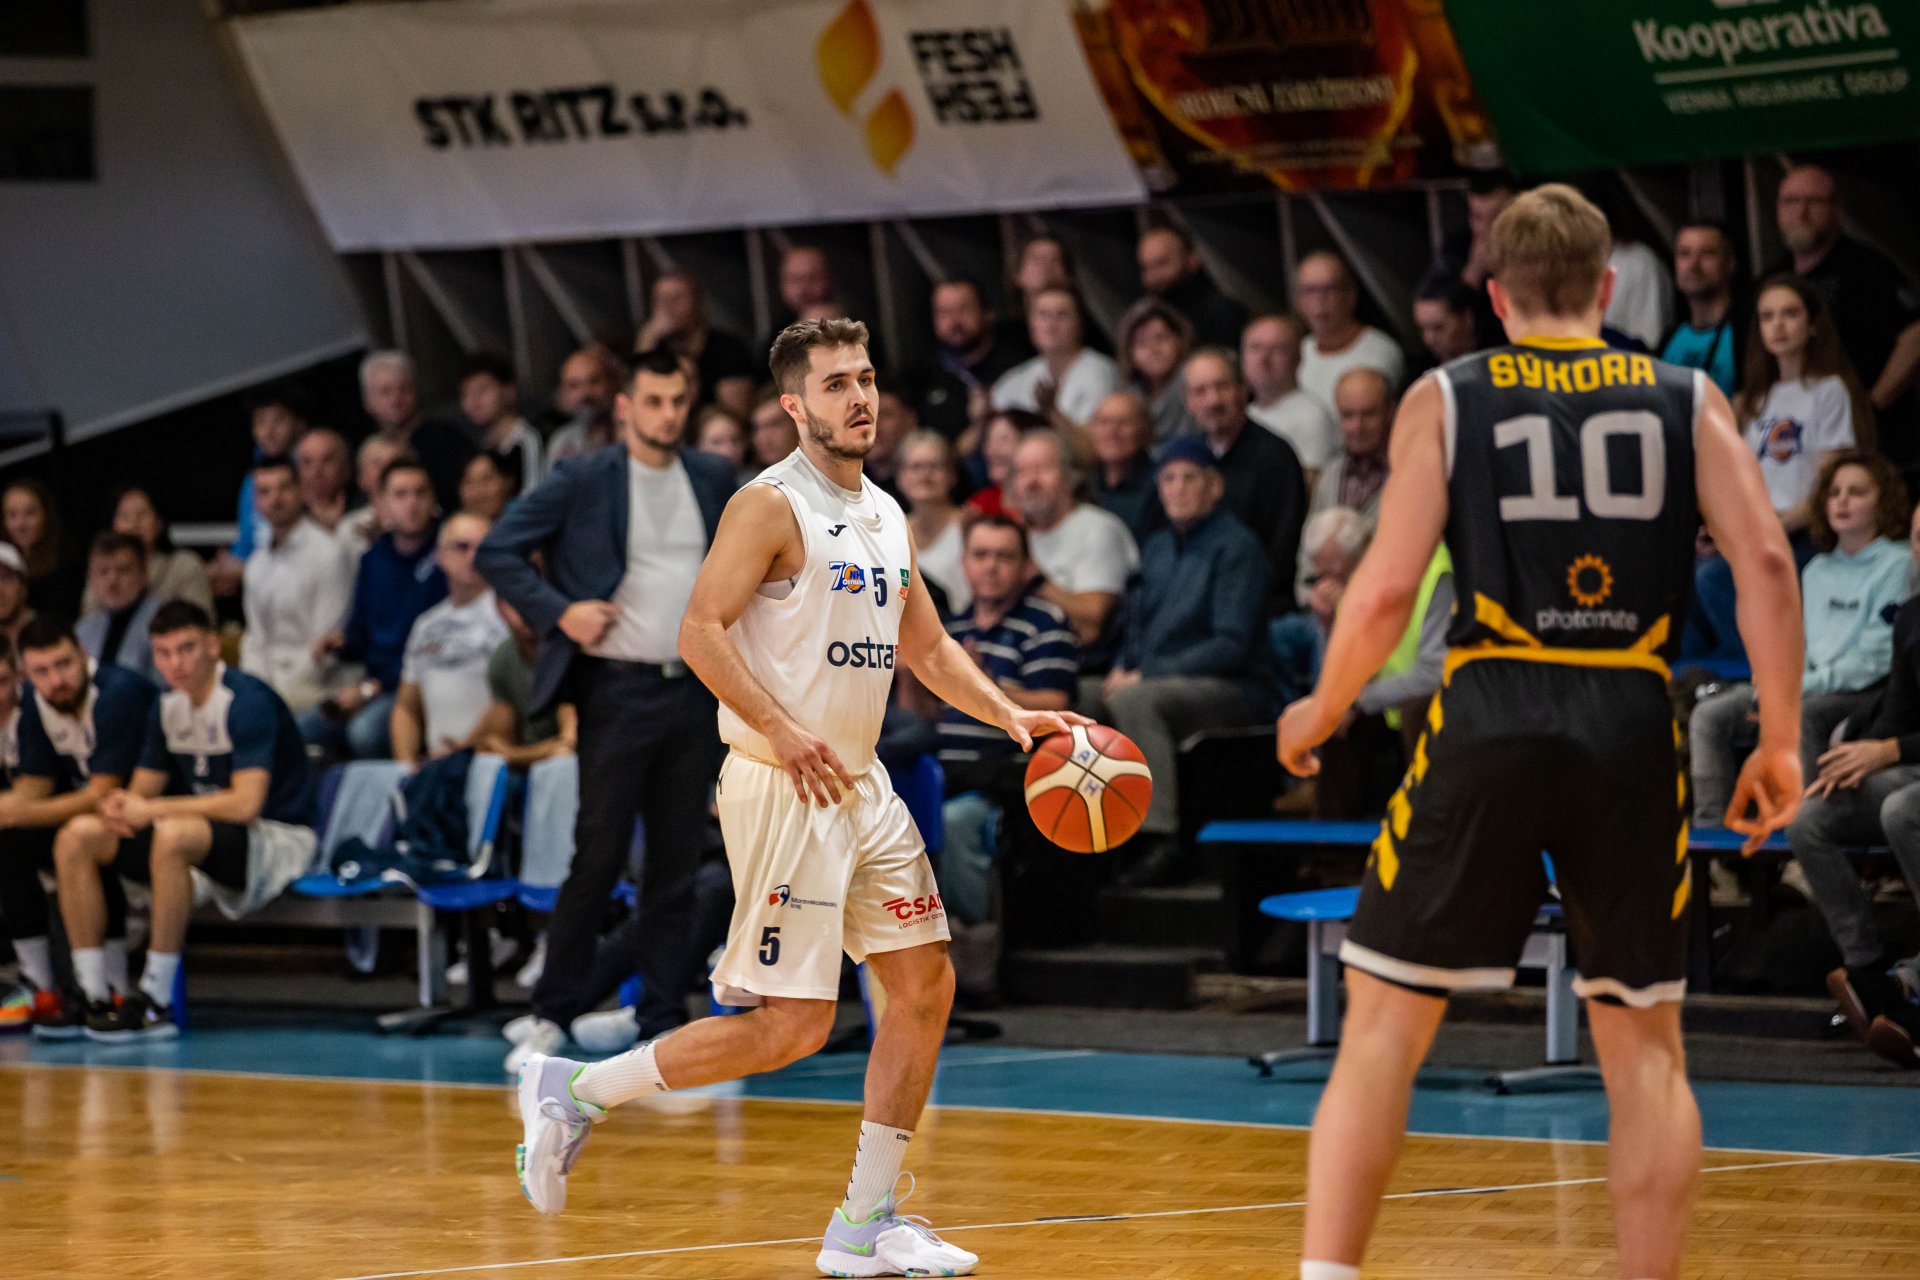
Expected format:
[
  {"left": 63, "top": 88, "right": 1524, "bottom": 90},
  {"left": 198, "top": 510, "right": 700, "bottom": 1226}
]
[
  {"left": 0, "top": 983, "right": 32, "bottom": 1032},
  {"left": 30, "top": 989, "right": 91, "bottom": 1041},
  {"left": 86, "top": 992, "right": 178, "bottom": 1043},
  {"left": 505, "top": 1017, "right": 566, "bottom": 1076},
  {"left": 1828, "top": 964, "right": 1902, "bottom": 1043},
  {"left": 1777, "top": 859, "right": 1813, "bottom": 902},
  {"left": 503, "top": 1013, "right": 543, "bottom": 1044},
  {"left": 516, "top": 935, "right": 548, "bottom": 991},
  {"left": 1867, "top": 995, "right": 1920, "bottom": 1069},
  {"left": 515, "top": 1052, "right": 604, "bottom": 1214},
  {"left": 571, "top": 1006, "right": 639, "bottom": 1055}
]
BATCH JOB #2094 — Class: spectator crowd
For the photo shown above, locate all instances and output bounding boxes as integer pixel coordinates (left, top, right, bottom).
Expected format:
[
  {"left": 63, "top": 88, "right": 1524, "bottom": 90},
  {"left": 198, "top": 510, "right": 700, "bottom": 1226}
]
[{"left": 0, "top": 163, "right": 1916, "bottom": 1066}]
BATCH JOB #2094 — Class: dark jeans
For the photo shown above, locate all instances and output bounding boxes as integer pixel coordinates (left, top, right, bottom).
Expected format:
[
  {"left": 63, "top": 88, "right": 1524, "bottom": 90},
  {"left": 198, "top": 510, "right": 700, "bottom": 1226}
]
[{"left": 532, "top": 660, "right": 720, "bottom": 1031}]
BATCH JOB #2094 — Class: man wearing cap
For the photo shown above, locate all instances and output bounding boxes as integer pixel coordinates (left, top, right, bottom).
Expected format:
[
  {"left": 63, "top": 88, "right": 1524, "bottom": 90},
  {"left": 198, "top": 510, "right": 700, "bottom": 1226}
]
[
  {"left": 1096, "top": 437, "right": 1275, "bottom": 886},
  {"left": 0, "top": 544, "right": 36, "bottom": 648}
]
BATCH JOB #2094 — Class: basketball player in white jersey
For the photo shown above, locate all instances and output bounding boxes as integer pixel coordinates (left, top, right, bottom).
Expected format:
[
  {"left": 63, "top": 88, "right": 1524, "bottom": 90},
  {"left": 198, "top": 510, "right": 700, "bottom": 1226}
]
[{"left": 517, "top": 317, "right": 1083, "bottom": 1277}]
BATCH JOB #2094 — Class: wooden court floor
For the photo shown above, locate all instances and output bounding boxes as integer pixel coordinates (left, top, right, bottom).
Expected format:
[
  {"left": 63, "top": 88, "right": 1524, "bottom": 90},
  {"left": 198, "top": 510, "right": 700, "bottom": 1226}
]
[{"left": 3, "top": 1062, "right": 1918, "bottom": 1279}]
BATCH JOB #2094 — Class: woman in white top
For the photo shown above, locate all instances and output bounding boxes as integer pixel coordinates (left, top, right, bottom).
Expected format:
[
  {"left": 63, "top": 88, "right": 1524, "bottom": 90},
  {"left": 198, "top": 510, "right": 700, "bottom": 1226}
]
[
  {"left": 1737, "top": 274, "right": 1875, "bottom": 538},
  {"left": 896, "top": 430, "right": 969, "bottom": 617},
  {"left": 81, "top": 484, "right": 213, "bottom": 616},
  {"left": 992, "top": 286, "right": 1122, "bottom": 431},
  {"left": 1116, "top": 297, "right": 1196, "bottom": 443}
]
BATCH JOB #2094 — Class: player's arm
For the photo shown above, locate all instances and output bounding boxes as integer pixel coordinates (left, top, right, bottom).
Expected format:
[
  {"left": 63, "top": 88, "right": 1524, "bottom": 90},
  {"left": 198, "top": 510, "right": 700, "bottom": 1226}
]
[
  {"left": 0, "top": 773, "right": 124, "bottom": 829},
  {"left": 678, "top": 485, "right": 852, "bottom": 806},
  {"left": 1279, "top": 375, "right": 1450, "bottom": 776},
  {"left": 1696, "top": 377, "right": 1804, "bottom": 850},
  {"left": 141, "top": 769, "right": 270, "bottom": 826},
  {"left": 899, "top": 540, "right": 1088, "bottom": 750}
]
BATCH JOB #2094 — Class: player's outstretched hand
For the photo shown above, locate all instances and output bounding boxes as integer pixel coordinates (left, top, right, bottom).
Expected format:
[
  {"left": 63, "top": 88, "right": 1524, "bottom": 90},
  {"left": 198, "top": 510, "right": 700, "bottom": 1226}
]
[
  {"left": 1005, "top": 708, "right": 1093, "bottom": 753},
  {"left": 1726, "top": 745, "right": 1802, "bottom": 855},
  {"left": 766, "top": 718, "right": 855, "bottom": 808},
  {"left": 1277, "top": 696, "right": 1336, "bottom": 778}
]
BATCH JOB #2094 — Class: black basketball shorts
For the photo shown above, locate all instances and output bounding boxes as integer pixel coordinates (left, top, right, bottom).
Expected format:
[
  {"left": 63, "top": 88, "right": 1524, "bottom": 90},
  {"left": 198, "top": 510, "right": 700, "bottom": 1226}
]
[{"left": 1341, "top": 656, "right": 1690, "bottom": 1006}]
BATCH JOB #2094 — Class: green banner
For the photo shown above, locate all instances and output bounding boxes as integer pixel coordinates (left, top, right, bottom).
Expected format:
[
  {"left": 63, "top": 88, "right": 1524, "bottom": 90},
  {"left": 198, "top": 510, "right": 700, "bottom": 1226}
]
[{"left": 1445, "top": 0, "right": 1918, "bottom": 173}]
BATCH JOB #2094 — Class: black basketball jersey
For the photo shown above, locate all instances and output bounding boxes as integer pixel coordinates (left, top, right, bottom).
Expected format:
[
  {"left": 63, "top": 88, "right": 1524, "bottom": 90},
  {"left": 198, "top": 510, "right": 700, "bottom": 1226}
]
[{"left": 1439, "top": 338, "right": 1700, "bottom": 663}]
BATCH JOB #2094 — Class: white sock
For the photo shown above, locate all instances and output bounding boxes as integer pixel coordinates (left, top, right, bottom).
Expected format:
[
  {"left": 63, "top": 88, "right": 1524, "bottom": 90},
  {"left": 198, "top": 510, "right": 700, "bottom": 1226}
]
[
  {"left": 72, "top": 948, "right": 109, "bottom": 1003},
  {"left": 1301, "top": 1264, "right": 1361, "bottom": 1280},
  {"left": 571, "top": 1039, "right": 667, "bottom": 1110},
  {"left": 11, "top": 937, "right": 53, "bottom": 992},
  {"left": 141, "top": 952, "right": 181, "bottom": 1007},
  {"left": 103, "top": 939, "right": 129, "bottom": 993},
  {"left": 841, "top": 1121, "right": 913, "bottom": 1221}
]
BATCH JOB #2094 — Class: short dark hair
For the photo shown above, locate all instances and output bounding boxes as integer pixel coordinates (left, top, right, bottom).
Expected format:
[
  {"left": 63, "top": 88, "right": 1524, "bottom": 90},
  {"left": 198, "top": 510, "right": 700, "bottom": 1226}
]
[
  {"left": 17, "top": 615, "right": 77, "bottom": 655},
  {"left": 768, "top": 317, "right": 872, "bottom": 395},
  {"left": 962, "top": 511, "right": 1030, "bottom": 560},
  {"left": 1414, "top": 270, "right": 1478, "bottom": 315},
  {"left": 459, "top": 350, "right": 516, "bottom": 387},
  {"left": 627, "top": 345, "right": 690, "bottom": 391},
  {"left": 248, "top": 387, "right": 307, "bottom": 421},
  {"left": 149, "top": 600, "right": 214, "bottom": 637},
  {"left": 1467, "top": 168, "right": 1517, "bottom": 198},
  {"left": 253, "top": 454, "right": 298, "bottom": 483},
  {"left": 379, "top": 455, "right": 429, "bottom": 491},
  {"left": 932, "top": 274, "right": 987, "bottom": 308},
  {"left": 1675, "top": 219, "right": 1735, "bottom": 252},
  {"left": 88, "top": 531, "right": 146, "bottom": 567}
]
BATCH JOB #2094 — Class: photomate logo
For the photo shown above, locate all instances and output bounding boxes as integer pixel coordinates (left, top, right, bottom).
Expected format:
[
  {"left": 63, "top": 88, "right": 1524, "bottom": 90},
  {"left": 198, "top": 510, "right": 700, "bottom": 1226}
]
[{"left": 818, "top": 0, "right": 915, "bottom": 176}]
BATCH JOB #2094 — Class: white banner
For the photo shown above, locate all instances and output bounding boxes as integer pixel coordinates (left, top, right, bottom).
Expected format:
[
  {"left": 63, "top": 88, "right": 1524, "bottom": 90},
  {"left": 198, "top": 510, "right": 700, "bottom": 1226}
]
[{"left": 230, "top": 0, "right": 1146, "bottom": 251}]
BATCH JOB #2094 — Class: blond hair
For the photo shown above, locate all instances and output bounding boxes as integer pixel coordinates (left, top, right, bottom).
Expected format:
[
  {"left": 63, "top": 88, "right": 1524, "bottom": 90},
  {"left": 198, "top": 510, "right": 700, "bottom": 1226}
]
[{"left": 1486, "top": 184, "right": 1611, "bottom": 318}]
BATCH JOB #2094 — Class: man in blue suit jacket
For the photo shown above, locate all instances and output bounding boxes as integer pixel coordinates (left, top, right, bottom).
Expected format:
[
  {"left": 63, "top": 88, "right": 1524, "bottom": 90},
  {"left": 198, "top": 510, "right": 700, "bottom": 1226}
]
[{"left": 478, "top": 347, "right": 737, "bottom": 1069}]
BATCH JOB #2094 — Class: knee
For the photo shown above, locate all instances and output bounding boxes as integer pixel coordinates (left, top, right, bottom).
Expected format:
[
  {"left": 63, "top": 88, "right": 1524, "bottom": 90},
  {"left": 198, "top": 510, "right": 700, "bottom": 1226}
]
[
  {"left": 55, "top": 816, "right": 111, "bottom": 867},
  {"left": 1880, "top": 786, "right": 1920, "bottom": 839},
  {"left": 1107, "top": 682, "right": 1156, "bottom": 725},
  {"left": 761, "top": 999, "right": 836, "bottom": 1065},
  {"left": 149, "top": 820, "right": 191, "bottom": 867},
  {"left": 883, "top": 946, "right": 957, "bottom": 1013}
]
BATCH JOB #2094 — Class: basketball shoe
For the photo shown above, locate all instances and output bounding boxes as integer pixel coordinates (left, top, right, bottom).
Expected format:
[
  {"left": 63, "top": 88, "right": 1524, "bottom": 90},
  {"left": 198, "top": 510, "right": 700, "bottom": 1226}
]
[
  {"left": 86, "top": 992, "right": 178, "bottom": 1042},
  {"left": 30, "top": 989, "right": 93, "bottom": 1040},
  {"left": 816, "top": 1175, "right": 978, "bottom": 1277},
  {"left": 515, "top": 1052, "right": 604, "bottom": 1214}
]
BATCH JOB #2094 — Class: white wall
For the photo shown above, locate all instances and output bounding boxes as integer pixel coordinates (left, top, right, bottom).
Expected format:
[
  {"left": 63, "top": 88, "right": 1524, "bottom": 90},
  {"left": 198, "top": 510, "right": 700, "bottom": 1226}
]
[{"left": 0, "top": 0, "right": 366, "bottom": 449}]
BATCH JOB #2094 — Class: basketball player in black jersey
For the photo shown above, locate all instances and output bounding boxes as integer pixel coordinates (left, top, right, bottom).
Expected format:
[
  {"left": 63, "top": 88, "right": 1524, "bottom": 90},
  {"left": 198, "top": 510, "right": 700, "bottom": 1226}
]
[{"left": 1278, "top": 185, "right": 1805, "bottom": 1280}]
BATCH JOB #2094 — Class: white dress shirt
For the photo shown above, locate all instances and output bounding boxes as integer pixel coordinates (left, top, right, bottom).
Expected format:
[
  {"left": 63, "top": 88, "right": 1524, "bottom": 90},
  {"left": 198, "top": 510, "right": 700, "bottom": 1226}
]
[{"left": 240, "top": 518, "right": 356, "bottom": 713}]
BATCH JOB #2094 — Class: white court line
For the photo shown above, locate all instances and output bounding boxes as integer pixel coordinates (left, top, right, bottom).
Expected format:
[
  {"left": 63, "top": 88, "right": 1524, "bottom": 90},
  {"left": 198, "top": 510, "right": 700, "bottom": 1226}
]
[
  {"left": 1, "top": 1057, "right": 1901, "bottom": 1163},
  {"left": 328, "top": 1149, "right": 1920, "bottom": 1280}
]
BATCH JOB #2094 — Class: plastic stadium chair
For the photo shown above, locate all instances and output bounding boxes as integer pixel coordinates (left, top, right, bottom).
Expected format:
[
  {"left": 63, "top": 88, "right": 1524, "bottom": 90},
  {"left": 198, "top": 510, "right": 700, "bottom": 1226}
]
[{"left": 515, "top": 754, "right": 580, "bottom": 915}]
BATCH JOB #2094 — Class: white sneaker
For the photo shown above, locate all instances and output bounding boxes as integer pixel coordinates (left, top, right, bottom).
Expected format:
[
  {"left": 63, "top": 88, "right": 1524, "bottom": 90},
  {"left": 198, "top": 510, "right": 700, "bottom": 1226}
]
[
  {"left": 1779, "top": 859, "right": 1813, "bottom": 902},
  {"left": 816, "top": 1175, "right": 977, "bottom": 1277},
  {"left": 516, "top": 935, "right": 547, "bottom": 990},
  {"left": 514, "top": 1052, "right": 604, "bottom": 1215},
  {"left": 449, "top": 931, "right": 519, "bottom": 985},
  {"left": 502, "top": 1013, "right": 542, "bottom": 1044},
  {"left": 571, "top": 1006, "right": 640, "bottom": 1055},
  {"left": 504, "top": 1018, "right": 566, "bottom": 1075}
]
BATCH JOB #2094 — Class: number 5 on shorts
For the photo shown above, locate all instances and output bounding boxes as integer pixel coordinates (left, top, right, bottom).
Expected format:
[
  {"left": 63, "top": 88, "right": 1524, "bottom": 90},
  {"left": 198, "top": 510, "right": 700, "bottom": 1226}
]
[{"left": 758, "top": 926, "right": 781, "bottom": 966}]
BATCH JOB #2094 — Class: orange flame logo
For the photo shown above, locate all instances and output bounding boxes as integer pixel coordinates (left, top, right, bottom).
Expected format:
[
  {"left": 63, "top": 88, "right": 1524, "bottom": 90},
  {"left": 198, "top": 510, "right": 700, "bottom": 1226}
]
[{"left": 817, "top": 0, "right": 915, "bottom": 176}]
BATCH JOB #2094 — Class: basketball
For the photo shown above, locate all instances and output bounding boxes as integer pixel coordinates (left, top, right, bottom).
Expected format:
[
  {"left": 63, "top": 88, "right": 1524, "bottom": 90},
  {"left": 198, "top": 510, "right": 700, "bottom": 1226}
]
[{"left": 1022, "top": 724, "right": 1153, "bottom": 854}]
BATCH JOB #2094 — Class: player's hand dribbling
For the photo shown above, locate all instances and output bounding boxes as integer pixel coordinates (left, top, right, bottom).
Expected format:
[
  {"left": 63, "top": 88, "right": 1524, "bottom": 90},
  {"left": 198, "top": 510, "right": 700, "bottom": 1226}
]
[
  {"left": 1004, "top": 707, "right": 1092, "bottom": 753},
  {"left": 1726, "top": 744, "right": 1802, "bottom": 855},
  {"left": 767, "top": 717, "right": 855, "bottom": 807},
  {"left": 1277, "top": 696, "right": 1337, "bottom": 777}
]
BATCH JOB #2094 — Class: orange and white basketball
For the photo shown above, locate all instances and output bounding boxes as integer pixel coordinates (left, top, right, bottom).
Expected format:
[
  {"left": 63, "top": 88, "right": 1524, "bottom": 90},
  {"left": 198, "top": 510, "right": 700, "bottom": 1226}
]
[{"left": 1023, "top": 724, "right": 1153, "bottom": 854}]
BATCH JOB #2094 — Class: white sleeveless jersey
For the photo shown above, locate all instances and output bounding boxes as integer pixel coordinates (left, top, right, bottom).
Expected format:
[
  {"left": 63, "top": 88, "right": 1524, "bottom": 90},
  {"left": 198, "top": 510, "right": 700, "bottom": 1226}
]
[{"left": 718, "top": 450, "right": 913, "bottom": 776}]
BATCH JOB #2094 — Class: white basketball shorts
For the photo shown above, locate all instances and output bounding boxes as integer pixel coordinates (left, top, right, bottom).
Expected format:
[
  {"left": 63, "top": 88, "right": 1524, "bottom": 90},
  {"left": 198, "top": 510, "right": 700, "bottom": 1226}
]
[{"left": 710, "top": 752, "right": 949, "bottom": 1005}]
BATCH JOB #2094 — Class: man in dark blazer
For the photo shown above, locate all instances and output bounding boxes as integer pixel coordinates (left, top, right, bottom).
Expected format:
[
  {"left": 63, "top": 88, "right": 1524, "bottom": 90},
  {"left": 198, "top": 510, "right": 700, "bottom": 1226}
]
[{"left": 479, "top": 347, "right": 737, "bottom": 1072}]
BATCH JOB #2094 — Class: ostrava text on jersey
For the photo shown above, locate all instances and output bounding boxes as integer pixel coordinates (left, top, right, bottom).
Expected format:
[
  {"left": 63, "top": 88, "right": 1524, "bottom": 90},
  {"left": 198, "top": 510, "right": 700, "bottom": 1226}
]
[{"left": 1441, "top": 337, "right": 1699, "bottom": 665}]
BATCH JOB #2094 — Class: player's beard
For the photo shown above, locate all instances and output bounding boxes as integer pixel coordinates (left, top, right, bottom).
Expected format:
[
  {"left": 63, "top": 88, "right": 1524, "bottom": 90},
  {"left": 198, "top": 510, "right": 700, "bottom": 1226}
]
[{"left": 804, "top": 405, "right": 874, "bottom": 463}]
